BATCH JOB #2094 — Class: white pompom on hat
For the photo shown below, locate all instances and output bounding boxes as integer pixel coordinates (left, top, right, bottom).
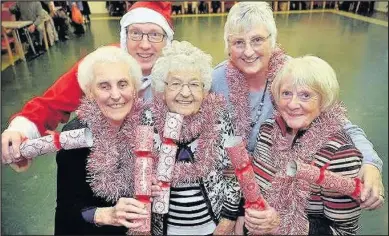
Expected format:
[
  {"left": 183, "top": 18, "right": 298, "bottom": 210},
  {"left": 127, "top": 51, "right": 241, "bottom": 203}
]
[{"left": 120, "top": 2, "right": 174, "bottom": 51}]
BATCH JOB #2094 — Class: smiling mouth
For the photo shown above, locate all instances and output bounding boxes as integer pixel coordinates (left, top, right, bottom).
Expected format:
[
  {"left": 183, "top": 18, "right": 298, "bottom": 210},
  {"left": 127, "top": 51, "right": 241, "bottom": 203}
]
[
  {"left": 286, "top": 113, "right": 303, "bottom": 117},
  {"left": 108, "top": 103, "right": 126, "bottom": 108},
  {"left": 137, "top": 53, "right": 153, "bottom": 59},
  {"left": 242, "top": 57, "right": 259, "bottom": 63},
  {"left": 176, "top": 100, "right": 193, "bottom": 105}
]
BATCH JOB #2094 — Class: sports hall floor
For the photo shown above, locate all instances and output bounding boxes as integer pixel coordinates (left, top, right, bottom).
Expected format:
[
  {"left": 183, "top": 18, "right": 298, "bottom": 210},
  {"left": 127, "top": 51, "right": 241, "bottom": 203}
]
[{"left": 1, "top": 10, "right": 388, "bottom": 235}]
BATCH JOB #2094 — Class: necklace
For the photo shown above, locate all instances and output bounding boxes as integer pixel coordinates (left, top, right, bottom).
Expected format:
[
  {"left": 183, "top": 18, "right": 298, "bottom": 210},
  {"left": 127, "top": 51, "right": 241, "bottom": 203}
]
[
  {"left": 226, "top": 45, "right": 288, "bottom": 140},
  {"left": 250, "top": 79, "right": 269, "bottom": 128}
]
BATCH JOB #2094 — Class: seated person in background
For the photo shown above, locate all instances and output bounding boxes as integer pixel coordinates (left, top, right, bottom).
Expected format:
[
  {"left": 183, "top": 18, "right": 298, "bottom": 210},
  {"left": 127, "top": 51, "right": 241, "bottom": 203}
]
[
  {"left": 10, "top": 1, "right": 49, "bottom": 53},
  {"left": 68, "top": 1, "right": 85, "bottom": 35},
  {"left": 198, "top": 1, "right": 208, "bottom": 14},
  {"left": 39, "top": 1, "right": 58, "bottom": 46},
  {"left": 55, "top": 46, "right": 150, "bottom": 235},
  {"left": 41, "top": 1, "right": 71, "bottom": 41},
  {"left": 211, "top": 1, "right": 221, "bottom": 13},
  {"left": 246, "top": 56, "right": 363, "bottom": 235},
  {"left": 172, "top": 2, "right": 182, "bottom": 15}
]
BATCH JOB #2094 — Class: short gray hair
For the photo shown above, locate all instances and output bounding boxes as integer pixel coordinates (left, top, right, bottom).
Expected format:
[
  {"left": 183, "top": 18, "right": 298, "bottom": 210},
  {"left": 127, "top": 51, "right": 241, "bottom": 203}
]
[
  {"left": 77, "top": 46, "right": 142, "bottom": 94},
  {"left": 151, "top": 40, "right": 213, "bottom": 92},
  {"left": 224, "top": 2, "right": 277, "bottom": 53},
  {"left": 271, "top": 55, "right": 340, "bottom": 112}
]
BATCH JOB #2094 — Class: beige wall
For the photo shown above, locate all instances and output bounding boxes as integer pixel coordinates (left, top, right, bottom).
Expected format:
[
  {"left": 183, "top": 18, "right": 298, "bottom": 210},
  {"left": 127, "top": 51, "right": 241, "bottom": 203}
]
[
  {"left": 374, "top": 2, "right": 388, "bottom": 12},
  {"left": 88, "top": 1, "right": 108, "bottom": 14}
]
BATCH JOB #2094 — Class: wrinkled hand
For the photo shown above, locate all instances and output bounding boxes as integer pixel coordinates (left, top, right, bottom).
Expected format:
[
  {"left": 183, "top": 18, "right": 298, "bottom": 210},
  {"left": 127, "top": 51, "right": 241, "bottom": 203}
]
[
  {"left": 213, "top": 218, "right": 235, "bottom": 235},
  {"left": 95, "top": 198, "right": 148, "bottom": 228},
  {"left": 359, "top": 164, "right": 385, "bottom": 210},
  {"left": 9, "top": 159, "right": 32, "bottom": 172},
  {"left": 28, "top": 24, "right": 36, "bottom": 33},
  {"left": 245, "top": 202, "right": 280, "bottom": 235},
  {"left": 151, "top": 176, "right": 162, "bottom": 198},
  {"left": 2, "top": 130, "right": 32, "bottom": 171},
  {"left": 234, "top": 216, "right": 245, "bottom": 235}
]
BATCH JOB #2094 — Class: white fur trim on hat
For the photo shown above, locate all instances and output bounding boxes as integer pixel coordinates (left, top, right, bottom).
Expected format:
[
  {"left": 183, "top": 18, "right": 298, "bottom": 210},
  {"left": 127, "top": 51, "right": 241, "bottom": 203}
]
[{"left": 120, "top": 7, "right": 174, "bottom": 51}]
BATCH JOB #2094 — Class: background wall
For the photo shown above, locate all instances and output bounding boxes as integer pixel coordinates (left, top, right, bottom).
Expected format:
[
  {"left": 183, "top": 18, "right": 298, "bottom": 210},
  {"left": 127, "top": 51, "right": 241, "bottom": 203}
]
[
  {"left": 88, "top": 1, "right": 108, "bottom": 14},
  {"left": 374, "top": 2, "right": 388, "bottom": 12}
]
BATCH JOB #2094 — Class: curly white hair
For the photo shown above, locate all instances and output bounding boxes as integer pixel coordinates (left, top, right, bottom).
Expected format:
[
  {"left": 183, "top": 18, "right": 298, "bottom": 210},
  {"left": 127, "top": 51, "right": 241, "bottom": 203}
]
[{"left": 151, "top": 40, "right": 213, "bottom": 93}]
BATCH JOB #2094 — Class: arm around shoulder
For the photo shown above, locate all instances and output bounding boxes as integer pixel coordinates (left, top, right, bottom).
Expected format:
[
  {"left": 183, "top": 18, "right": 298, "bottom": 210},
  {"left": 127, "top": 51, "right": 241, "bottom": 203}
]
[
  {"left": 342, "top": 119, "right": 383, "bottom": 171},
  {"left": 12, "top": 60, "right": 84, "bottom": 135}
]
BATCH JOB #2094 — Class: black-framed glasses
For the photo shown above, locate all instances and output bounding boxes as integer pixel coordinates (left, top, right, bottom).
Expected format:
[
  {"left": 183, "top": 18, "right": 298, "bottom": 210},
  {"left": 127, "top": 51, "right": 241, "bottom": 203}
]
[
  {"left": 164, "top": 80, "right": 204, "bottom": 92},
  {"left": 127, "top": 30, "right": 166, "bottom": 43},
  {"left": 229, "top": 34, "right": 272, "bottom": 51}
]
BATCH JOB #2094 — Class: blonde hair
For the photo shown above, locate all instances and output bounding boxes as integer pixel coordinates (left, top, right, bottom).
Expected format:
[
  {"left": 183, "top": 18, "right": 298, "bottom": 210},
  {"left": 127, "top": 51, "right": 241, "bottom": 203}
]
[
  {"left": 271, "top": 55, "right": 339, "bottom": 111},
  {"left": 77, "top": 46, "right": 142, "bottom": 95},
  {"left": 224, "top": 2, "right": 277, "bottom": 53},
  {"left": 151, "top": 40, "right": 213, "bottom": 92}
]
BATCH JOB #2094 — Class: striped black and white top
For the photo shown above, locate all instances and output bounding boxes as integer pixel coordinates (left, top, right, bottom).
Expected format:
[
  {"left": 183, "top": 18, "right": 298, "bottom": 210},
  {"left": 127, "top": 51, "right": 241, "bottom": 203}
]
[{"left": 167, "top": 183, "right": 216, "bottom": 235}]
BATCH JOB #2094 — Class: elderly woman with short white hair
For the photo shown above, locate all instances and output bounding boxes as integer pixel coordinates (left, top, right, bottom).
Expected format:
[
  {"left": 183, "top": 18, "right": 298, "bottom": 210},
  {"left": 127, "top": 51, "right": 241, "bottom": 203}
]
[
  {"left": 55, "top": 46, "right": 151, "bottom": 235},
  {"left": 248, "top": 55, "right": 362, "bottom": 235},
  {"left": 150, "top": 40, "right": 241, "bottom": 235}
]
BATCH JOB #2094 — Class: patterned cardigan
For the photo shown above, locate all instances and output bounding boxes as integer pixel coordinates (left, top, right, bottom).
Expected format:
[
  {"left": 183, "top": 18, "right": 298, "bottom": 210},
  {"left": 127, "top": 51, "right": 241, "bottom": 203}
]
[
  {"left": 252, "top": 118, "right": 363, "bottom": 235},
  {"left": 145, "top": 106, "right": 242, "bottom": 235}
]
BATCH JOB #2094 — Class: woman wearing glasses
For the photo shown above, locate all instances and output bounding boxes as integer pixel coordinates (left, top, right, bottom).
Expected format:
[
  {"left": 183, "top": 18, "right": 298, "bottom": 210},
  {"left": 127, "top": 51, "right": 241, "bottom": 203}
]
[
  {"left": 150, "top": 40, "right": 241, "bottom": 235},
  {"left": 211, "top": 2, "right": 384, "bottom": 234}
]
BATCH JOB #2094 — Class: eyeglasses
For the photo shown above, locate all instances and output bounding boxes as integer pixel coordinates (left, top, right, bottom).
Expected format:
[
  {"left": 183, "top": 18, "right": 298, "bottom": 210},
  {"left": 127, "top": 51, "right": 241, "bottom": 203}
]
[
  {"left": 229, "top": 34, "right": 271, "bottom": 51},
  {"left": 164, "top": 80, "right": 204, "bottom": 92},
  {"left": 127, "top": 30, "right": 166, "bottom": 43}
]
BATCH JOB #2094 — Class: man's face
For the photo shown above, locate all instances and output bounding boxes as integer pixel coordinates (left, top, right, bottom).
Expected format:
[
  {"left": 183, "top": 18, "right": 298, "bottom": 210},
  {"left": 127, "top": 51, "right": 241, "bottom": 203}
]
[{"left": 126, "top": 23, "right": 167, "bottom": 76}]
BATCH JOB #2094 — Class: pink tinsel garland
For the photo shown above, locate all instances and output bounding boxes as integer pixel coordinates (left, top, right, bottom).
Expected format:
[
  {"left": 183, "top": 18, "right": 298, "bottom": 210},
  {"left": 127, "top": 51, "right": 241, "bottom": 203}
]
[
  {"left": 264, "top": 103, "right": 348, "bottom": 235},
  {"left": 152, "top": 93, "right": 226, "bottom": 185},
  {"left": 226, "top": 46, "right": 288, "bottom": 140},
  {"left": 77, "top": 97, "right": 148, "bottom": 203}
]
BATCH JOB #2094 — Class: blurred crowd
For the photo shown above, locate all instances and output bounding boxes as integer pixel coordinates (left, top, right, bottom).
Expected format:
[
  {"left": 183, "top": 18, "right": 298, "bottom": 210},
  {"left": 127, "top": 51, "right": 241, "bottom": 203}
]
[{"left": 2, "top": 1, "right": 91, "bottom": 60}]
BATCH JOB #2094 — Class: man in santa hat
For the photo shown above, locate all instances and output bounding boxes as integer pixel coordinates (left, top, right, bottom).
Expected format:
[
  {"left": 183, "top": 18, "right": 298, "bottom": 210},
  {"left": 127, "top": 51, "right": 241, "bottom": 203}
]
[{"left": 2, "top": 2, "right": 173, "bottom": 167}]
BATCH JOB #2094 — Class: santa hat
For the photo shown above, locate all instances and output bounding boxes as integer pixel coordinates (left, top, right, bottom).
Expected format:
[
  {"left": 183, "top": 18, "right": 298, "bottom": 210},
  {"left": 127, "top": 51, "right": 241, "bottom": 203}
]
[{"left": 120, "top": 2, "right": 174, "bottom": 51}]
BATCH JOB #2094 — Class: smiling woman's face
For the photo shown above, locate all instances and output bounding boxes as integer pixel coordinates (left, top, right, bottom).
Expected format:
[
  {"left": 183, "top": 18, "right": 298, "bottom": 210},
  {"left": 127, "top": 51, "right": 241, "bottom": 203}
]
[
  {"left": 163, "top": 70, "right": 206, "bottom": 116},
  {"left": 89, "top": 62, "right": 136, "bottom": 127},
  {"left": 277, "top": 75, "right": 321, "bottom": 133},
  {"left": 228, "top": 24, "right": 272, "bottom": 77}
]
